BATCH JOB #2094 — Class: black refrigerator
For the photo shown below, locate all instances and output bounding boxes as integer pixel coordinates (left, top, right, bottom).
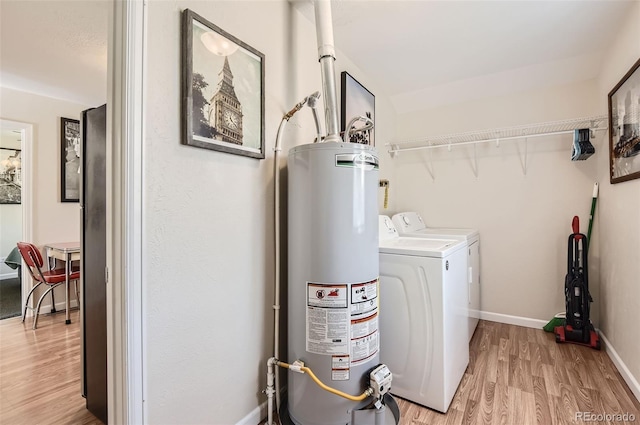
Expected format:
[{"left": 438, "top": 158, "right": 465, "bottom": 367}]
[{"left": 80, "top": 104, "right": 108, "bottom": 424}]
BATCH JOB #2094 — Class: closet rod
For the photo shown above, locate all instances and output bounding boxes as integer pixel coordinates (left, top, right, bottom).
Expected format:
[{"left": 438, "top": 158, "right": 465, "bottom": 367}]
[
  {"left": 386, "top": 115, "right": 608, "bottom": 156},
  {"left": 388, "top": 128, "right": 607, "bottom": 154}
]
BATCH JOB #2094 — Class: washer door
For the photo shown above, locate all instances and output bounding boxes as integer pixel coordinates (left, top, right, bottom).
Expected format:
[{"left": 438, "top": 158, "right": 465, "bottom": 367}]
[{"left": 379, "top": 253, "right": 440, "bottom": 407}]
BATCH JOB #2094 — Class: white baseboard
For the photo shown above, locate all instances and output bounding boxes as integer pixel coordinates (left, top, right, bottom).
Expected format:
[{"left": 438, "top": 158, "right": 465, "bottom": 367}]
[
  {"left": 236, "top": 384, "right": 287, "bottom": 425},
  {"left": 600, "top": 332, "right": 640, "bottom": 403},
  {"left": 38, "top": 298, "right": 79, "bottom": 315},
  {"left": 236, "top": 401, "right": 267, "bottom": 425},
  {"left": 480, "top": 311, "right": 640, "bottom": 404},
  {"left": 479, "top": 310, "right": 548, "bottom": 329},
  {"left": 0, "top": 271, "right": 19, "bottom": 280}
]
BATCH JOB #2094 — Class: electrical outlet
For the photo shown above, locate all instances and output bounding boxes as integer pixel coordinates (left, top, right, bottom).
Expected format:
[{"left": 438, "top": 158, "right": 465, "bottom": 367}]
[{"left": 379, "top": 179, "right": 389, "bottom": 188}]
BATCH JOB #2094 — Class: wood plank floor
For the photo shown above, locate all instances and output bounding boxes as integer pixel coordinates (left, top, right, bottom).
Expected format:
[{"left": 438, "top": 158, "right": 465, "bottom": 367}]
[
  {"left": 2, "top": 316, "right": 639, "bottom": 425},
  {"left": 0, "top": 311, "right": 101, "bottom": 425},
  {"left": 267, "top": 320, "right": 640, "bottom": 425},
  {"left": 397, "top": 320, "right": 640, "bottom": 425}
]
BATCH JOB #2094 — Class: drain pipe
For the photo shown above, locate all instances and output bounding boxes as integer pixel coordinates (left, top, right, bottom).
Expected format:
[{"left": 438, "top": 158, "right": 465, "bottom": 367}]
[{"left": 314, "top": 0, "right": 342, "bottom": 143}]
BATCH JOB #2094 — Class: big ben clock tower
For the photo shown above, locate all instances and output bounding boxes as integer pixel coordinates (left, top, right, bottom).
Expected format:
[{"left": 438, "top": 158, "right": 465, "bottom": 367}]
[{"left": 209, "top": 56, "right": 243, "bottom": 145}]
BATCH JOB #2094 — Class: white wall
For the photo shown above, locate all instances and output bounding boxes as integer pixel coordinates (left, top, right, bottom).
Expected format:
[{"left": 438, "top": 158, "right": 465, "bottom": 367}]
[
  {"left": 143, "top": 1, "right": 396, "bottom": 423},
  {"left": 594, "top": 2, "right": 640, "bottom": 392},
  {"left": 0, "top": 87, "right": 88, "bottom": 297},
  {"left": 392, "top": 79, "right": 602, "bottom": 324}
]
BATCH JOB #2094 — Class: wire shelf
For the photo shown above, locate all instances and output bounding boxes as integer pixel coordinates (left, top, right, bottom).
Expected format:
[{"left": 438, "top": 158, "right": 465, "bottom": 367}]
[{"left": 387, "top": 115, "right": 608, "bottom": 154}]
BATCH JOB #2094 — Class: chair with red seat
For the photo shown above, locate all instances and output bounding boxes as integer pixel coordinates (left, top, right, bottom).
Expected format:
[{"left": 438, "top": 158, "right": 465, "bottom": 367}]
[{"left": 16, "top": 242, "right": 80, "bottom": 329}]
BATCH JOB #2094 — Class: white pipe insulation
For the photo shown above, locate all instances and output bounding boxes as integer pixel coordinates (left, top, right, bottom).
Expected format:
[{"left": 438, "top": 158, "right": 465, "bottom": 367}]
[{"left": 314, "top": 0, "right": 342, "bottom": 143}]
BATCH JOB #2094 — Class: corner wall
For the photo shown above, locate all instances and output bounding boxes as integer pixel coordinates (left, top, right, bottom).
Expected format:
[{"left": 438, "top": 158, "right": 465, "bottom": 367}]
[
  {"left": 142, "top": 1, "right": 397, "bottom": 423},
  {"left": 594, "top": 2, "right": 640, "bottom": 397},
  {"left": 392, "top": 79, "right": 602, "bottom": 325}
]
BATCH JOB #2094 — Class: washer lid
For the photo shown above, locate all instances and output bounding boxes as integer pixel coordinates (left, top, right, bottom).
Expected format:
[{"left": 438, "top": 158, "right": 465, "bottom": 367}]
[
  {"left": 402, "top": 227, "right": 479, "bottom": 244},
  {"left": 379, "top": 237, "right": 465, "bottom": 258}
]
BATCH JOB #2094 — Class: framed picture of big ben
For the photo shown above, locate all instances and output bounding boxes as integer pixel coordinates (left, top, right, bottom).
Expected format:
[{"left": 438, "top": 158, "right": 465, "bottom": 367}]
[{"left": 182, "top": 9, "right": 265, "bottom": 159}]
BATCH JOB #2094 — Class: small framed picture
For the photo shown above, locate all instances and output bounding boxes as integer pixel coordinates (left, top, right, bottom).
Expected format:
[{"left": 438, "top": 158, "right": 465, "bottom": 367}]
[
  {"left": 0, "top": 148, "right": 22, "bottom": 204},
  {"left": 61, "top": 117, "right": 80, "bottom": 202},
  {"left": 608, "top": 57, "right": 640, "bottom": 184},
  {"left": 182, "top": 9, "right": 265, "bottom": 159},
  {"left": 341, "top": 71, "right": 375, "bottom": 146}
]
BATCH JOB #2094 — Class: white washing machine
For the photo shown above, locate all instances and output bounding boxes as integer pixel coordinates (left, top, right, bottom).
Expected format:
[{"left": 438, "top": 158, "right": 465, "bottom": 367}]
[
  {"left": 392, "top": 212, "right": 481, "bottom": 341},
  {"left": 378, "top": 215, "right": 469, "bottom": 413}
]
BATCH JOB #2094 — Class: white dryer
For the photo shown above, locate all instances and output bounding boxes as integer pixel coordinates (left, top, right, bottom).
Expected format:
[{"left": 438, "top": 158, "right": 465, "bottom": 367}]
[
  {"left": 392, "top": 212, "right": 480, "bottom": 341},
  {"left": 378, "top": 216, "right": 469, "bottom": 413}
]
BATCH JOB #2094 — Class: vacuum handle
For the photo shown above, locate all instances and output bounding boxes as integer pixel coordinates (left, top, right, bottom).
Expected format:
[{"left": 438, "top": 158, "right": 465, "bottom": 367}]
[{"left": 572, "top": 216, "right": 582, "bottom": 239}]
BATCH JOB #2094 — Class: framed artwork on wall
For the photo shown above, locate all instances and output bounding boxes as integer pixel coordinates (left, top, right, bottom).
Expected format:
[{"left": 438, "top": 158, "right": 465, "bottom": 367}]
[
  {"left": 0, "top": 148, "right": 22, "bottom": 204},
  {"left": 61, "top": 117, "right": 80, "bottom": 202},
  {"left": 608, "top": 57, "right": 640, "bottom": 184},
  {"left": 340, "top": 71, "right": 375, "bottom": 146},
  {"left": 181, "top": 9, "right": 265, "bottom": 159}
]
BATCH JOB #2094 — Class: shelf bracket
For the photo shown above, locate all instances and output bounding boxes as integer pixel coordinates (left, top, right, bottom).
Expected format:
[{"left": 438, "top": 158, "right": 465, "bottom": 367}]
[
  {"left": 389, "top": 143, "right": 399, "bottom": 158},
  {"left": 426, "top": 146, "right": 435, "bottom": 181},
  {"left": 471, "top": 143, "right": 479, "bottom": 178},
  {"left": 517, "top": 137, "right": 529, "bottom": 175}
]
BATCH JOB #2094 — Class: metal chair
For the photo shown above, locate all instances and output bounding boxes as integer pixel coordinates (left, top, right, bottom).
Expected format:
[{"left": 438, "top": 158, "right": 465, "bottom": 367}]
[{"left": 16, "top": 242, "right": 80, "bottom": 329}]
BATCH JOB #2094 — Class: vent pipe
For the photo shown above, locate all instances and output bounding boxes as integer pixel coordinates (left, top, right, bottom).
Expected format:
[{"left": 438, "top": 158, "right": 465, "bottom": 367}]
[{"left": 314, "top": 0, "right": 342, "bottom": 143}]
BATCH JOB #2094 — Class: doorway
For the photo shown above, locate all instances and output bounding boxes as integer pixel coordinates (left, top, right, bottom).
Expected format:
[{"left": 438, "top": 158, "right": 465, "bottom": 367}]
[{"left": 0, "top": 119, "right": 32, "bottom": 320}]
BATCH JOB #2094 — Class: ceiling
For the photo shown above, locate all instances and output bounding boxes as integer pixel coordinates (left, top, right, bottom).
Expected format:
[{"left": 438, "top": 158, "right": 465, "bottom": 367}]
[
  {"left": 0, "top": 0, "right": 109, "bottom": 106},
  {"left": 296, "top": 0, "right": 636, "bottom": 113},
  {"left": 0, "top": 1, "right": 635, "bottom": 112}
]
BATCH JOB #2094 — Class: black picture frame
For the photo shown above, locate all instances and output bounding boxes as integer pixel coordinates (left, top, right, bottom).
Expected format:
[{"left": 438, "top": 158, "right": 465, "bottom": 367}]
[
  {"left": 0, "top": 147, "right": 22, "bottom": 204},
  {"left": 182, "top": 9, "right": 265, "bottom": 159},
  {"left": 608, "top": 57, "right": 640, "bottom": 184},
  {"left": 341, "top": 71, "right": 375, "bottom": 146},
  {"left": 61, "top": 117, "right": 80, "bottom": 202}
]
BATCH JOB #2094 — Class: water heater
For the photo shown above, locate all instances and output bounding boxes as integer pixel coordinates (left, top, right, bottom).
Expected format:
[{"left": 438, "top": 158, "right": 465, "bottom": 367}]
[{"left": 288, "top": 141, "right": 380, "bottom": 425}]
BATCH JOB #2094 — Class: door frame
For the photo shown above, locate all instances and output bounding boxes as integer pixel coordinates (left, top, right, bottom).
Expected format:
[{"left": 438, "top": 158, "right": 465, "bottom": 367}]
[
  {"left": 107, "top": 0, "right": 145, "bottom": 423},
  {"left": 0, "top": 119, "right": 33, "bottom": 313}
]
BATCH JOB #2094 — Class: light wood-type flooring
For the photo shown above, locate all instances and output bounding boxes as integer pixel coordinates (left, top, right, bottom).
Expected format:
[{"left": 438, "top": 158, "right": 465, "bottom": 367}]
[
  {"left": 2, "top": 316, "right": 639, "bottom": 425},
  {"left": 268, "top": 320, "right": 640, "bottom": 425},
  {"left": 397, "top": 320, "right": 640, "bottom": 425},
  {"left": 0, "top": 311, "right": 101, "bottom": 425}
]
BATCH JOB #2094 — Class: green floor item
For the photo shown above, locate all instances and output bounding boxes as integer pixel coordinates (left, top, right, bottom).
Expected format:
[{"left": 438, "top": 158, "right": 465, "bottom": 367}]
[{"left": 543, "top": 313, "right": 566, "bottom": 332}]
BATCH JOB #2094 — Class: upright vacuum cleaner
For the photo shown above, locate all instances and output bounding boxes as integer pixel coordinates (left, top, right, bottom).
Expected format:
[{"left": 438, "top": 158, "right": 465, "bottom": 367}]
[{"left": 554, "top": 216, "right": 601, "bottom": 349}]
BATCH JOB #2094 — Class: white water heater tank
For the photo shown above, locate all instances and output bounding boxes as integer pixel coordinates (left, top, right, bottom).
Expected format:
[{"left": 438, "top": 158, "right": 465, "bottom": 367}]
[{"left": 288, "top": 142, "right": 380, "bottom": 425}]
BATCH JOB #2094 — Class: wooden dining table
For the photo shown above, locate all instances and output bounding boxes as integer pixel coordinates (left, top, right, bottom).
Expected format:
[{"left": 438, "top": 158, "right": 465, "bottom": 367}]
[{"left": 44, "top": 242, "right": 80, "bottom": 324}]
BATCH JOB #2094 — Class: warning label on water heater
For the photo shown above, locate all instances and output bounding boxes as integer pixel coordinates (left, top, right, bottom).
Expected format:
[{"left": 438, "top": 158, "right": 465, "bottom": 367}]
[
  {"left": 306, "top": 280, "right": 379, "bottom": 367},
  {"left": 350, "top": 279, "right": 379, "bottom": 365},
  {"left": 307, "top": 283, "right": 349, "bottom": 355},
  {"left": 331, "top": 355, "right": 350, "bottom": 381},
  {"left": 351, "top": 279, "right": 378, "bottom": 315}
]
